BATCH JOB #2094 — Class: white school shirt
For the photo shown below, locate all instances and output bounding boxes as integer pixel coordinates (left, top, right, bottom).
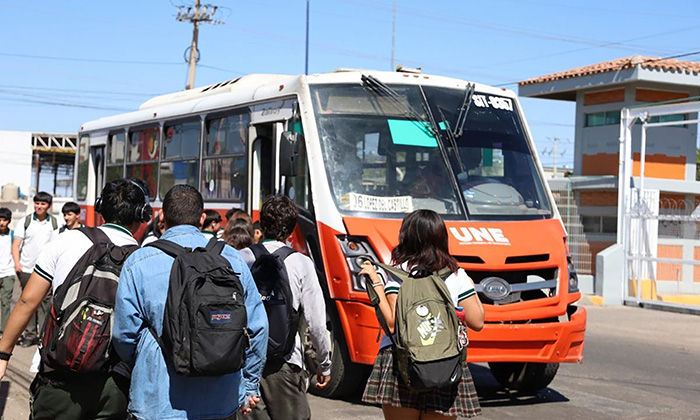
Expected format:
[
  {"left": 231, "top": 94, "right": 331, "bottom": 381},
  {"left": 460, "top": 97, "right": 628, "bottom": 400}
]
[
  {"left": 34, "top": 224, "right": 138, "bottom": 292},
  {"left": 379, "top": 266, "right": 476, "bottom": 350},
  {"left": 30, "top": 223, "right": 138, "bottom": 373},
  {"left": 13, "top": 214, "right": 59, "bottom": 274},
  {"left": 384, "top": 267, "right": 477, "bottom": 305},
  {"left": 0, "top": 230, "right": 14, "bottom": 277}
]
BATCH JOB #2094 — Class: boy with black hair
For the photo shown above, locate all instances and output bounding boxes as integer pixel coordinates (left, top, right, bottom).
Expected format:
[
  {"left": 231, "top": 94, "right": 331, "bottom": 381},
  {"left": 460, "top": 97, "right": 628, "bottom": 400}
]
[
  {"left": 237, "top": 194, "right": 331, "bottom": 420},
  {"left": 0, "top": 208, "right": 15, "bottom": 334},
  {"left": 58, "top": 201, "right": 83, "bottom": 233},
  {"left": 201, "top": 209, "right": 222, "bottom": 239},
  {"left": 11, "top": 191, "right": 58, "bottom": 347},
  {"left": 113, "top": 184, "right": 268, "bottom": 420},
  {"left": 0, "top": 178, "right": 149, "bottom": 419}
]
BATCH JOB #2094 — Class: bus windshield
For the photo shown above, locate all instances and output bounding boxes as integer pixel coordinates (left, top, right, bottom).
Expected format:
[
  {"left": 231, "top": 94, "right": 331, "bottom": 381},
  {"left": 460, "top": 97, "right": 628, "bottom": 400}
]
[{"left": 310, "top": 82, "right": 552, "bottom": 220}]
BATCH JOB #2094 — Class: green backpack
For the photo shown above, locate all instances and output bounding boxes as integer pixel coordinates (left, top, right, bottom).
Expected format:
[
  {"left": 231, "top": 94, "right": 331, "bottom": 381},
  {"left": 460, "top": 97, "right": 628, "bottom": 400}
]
[{"left": 369, "top": 263, "right": 464, "bottom": 391}]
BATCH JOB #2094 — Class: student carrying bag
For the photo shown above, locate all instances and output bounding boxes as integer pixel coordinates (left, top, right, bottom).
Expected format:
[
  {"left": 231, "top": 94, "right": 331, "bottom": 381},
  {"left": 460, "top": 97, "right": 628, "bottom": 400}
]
[
  {"left": 248, "top": 244, "right": 300, "bottom": 361},
  {"left": 40, "top": 227, "right": 137, "bottom": 374},
  {"left": 146, "top": 237, "right": 249, "bottom": 376},
  {"left": 367, "top": 263, "right": 464, "bottom": 391}
]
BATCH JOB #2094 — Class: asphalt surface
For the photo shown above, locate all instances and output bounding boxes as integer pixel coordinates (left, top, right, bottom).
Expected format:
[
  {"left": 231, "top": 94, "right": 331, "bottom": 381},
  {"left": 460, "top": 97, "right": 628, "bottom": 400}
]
[{"left": 1, "top": 300, "right": 699, "bottom": 419}]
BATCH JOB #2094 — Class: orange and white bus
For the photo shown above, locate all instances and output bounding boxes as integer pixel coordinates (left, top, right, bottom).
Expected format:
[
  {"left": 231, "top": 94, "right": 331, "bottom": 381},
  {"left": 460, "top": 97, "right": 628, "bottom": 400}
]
[{"left": 75, "top": 68, "right": 586, "bottom": 395}]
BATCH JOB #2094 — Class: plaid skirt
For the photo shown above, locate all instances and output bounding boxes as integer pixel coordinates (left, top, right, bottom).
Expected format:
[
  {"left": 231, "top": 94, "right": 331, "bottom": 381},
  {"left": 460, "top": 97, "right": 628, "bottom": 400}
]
[{"left": 362, "top": 347, "right": 481, "bottom": 417}]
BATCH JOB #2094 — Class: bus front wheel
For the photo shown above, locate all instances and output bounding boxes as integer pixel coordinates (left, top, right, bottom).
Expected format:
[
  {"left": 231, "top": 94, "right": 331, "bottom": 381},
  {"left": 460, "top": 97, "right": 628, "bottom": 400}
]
[{"left": 488, "top": 361, "right": 559, "bottom": 393}]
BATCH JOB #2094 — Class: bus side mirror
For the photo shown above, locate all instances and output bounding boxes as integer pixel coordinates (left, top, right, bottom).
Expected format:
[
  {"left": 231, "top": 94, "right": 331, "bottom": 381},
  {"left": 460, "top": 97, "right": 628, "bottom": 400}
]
[{"left": 279, "top": 131, "right": 301, "bottom": 177}]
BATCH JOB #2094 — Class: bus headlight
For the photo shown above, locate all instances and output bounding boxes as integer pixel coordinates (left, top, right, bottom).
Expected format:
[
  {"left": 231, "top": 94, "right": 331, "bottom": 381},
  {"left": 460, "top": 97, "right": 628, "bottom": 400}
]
[
  {"left": 567, "top": 256, "right": 579, "bottom": 293},
  {"left": 337, "top": 236, "right": 382, "bottom": 291}
]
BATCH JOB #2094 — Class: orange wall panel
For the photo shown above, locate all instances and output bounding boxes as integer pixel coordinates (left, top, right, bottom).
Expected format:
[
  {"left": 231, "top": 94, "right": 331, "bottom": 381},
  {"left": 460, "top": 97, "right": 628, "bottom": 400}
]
[
  {"left": 582, "top": 153, "right": 686, "bottom": 180},
  {"left": 635, "top": 89, "right": 689, "bottom": 103},
  {"left": 584, "top": 89, "right": 625, "bottom": 105},
  {"left": 694, "top": 247, "right": 700, "bottom": 283},
  {"left": 582, "top": 153, "right": 619, "bottom": 176},
  {"left": 631, "top": 153, "right": 685, "bottom": 180},
  {"left": 657, "top": 245, "right": 683, "bottom": 281}
]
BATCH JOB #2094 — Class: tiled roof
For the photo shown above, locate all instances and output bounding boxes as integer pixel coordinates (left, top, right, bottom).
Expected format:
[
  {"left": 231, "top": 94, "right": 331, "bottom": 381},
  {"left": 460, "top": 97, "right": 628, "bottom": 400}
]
[{"left": 519, "top": 55, "right": 700, "bottom": 86}]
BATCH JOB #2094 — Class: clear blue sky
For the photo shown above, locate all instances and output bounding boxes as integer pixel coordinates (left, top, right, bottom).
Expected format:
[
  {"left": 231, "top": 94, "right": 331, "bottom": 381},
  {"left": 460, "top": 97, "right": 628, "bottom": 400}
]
[{"left": 2, "top": 0, "right": 700, "bottom": 169}]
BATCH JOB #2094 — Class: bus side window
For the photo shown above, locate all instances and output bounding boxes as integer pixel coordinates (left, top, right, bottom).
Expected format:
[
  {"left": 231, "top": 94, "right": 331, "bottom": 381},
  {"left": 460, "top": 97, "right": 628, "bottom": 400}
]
[
  {"left": 126, "top": 126, "right": 159, "bottom": 196},
  {"left": 160, "top": 119, "right": 200, "bottom": 199},
  {"left": 107, "top": 131, "right": 126, "bottom": 183},
  {"left": 203, "top": 111, "right": 250, "bottom": 204}
]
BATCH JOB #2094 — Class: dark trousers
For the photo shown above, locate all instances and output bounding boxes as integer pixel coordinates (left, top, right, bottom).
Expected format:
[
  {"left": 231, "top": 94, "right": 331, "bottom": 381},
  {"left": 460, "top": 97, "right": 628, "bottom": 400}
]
[
  {"left": 30, "top": 371, "right": 130, "bottom": 420},
  {"left": 18, "top": 272, "right": 51, "bottom": 341},
  {"left": 238, "top": 362, "right": 310, "bottom": 420},
  {"left": 0, "top": 274, "right": 15, "bottom": 332}
]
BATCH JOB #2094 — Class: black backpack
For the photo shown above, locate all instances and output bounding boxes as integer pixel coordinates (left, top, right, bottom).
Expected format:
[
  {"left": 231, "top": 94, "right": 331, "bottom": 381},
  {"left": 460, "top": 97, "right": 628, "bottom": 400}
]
[
  {"left": 146, "top": 237, "right": 249, "bottom": 377},
  {"left": 40, "top": 227, "right": 137, "bottom": 374},
  {"left": 249, "top": 244, "right": 299, "bottom": 361}
]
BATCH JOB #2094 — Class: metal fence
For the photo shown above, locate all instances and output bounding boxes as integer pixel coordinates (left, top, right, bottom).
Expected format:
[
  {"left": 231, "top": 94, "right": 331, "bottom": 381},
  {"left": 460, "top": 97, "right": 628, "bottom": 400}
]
[
  {"left": 549, "top": 178, "right": 592, "bottom": 275},
  {"left": 619, "top": 102, "right": 700, "bottom": 312}
]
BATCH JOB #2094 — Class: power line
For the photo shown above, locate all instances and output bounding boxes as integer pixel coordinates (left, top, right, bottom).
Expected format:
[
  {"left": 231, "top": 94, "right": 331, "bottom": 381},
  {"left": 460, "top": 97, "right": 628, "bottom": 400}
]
[{"left": 0, "top": 52, "right": 181, "bottom": 66}]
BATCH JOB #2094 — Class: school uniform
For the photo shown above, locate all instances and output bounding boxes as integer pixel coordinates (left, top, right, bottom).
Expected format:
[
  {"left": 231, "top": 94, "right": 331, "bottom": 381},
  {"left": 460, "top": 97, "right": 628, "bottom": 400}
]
[
  {"left": 0, "top": 229, "right": 15, "bottom": 333},
  {"left": 29, "top": 223, "right": 138, "bottom": 420},
  {"left": 362, "top": 267, "right": 481, "bottom": 418},
  {"left": 14, "top": 213, "right": 59, "bottom": 343}
]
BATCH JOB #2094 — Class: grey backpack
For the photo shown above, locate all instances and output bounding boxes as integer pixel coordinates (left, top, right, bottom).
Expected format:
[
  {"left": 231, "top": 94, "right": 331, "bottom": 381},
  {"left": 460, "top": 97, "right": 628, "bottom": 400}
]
[{"left": 371, "top": 263, "right": 464, "bottom": 390}]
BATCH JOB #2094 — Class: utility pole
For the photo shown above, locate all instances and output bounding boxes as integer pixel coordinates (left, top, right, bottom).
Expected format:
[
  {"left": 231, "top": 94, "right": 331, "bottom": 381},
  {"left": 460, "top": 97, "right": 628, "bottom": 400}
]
[
  {"left": 543, "top": 137, "right": 568, "bottom": 177},
  {"left": 177, "top": 1, "right": 222, "bottom": 90}
]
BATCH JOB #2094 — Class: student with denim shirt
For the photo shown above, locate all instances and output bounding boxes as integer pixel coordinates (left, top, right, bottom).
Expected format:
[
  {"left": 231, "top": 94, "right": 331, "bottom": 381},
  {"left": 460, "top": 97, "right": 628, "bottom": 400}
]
[{"left": 113, "top": 184, "right": 268, "bottom": 420}]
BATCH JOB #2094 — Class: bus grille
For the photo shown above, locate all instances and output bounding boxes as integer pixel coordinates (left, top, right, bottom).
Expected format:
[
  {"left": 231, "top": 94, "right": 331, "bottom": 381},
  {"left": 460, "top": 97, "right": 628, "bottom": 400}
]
[{"left": 467, "top": 267, "right": 558, "bottom": 305}]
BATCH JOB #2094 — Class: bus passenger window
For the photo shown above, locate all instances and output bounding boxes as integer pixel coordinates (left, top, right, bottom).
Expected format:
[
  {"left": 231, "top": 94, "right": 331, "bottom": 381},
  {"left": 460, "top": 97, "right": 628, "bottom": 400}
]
[
  {"left": 203, "top": 112, "right": 250, "bottom": 202},
  {"left": 160, "top": 120, "right": 200, "bottom": 198},
  {"left": 107, "top": 132, "right": 125, "bottom": 183},
  {"left": 127, "top": 126, "right": 159, "bottom": 196},
  {"left": 76, "top": 135, "right": 89, "bottom": 200}
]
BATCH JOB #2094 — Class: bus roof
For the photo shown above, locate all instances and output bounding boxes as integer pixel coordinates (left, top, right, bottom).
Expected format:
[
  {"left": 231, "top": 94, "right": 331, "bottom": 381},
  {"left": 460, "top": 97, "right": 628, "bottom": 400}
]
[{"left": 80, "top": 69, "right": 514, "bottom": 133}]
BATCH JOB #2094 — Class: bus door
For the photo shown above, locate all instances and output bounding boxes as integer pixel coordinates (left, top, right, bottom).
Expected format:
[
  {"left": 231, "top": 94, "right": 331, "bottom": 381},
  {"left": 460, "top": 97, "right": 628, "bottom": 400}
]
[
  {"left": 248, "top": 99, "right": 295, "bottom": 215},
  {"left": 87, "top": 135, "right": 107, "bottom": 225}
]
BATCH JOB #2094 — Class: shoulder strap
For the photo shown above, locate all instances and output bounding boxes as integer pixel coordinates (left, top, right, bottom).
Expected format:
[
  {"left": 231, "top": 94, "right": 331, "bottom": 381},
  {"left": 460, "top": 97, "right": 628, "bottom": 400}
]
[
  {"left": 50, "top": 215, "right": 57, "bottom": 230},
  {"left": 250, "top": 243, "right": 270, "bottom": 260},
  {"left": 77, "top": 226, "right": 111, "bottom": 246},
  {"left": 10, "top": 230, "right": 13, "bottom": 242},
  {"left": 365, "top": 276, "right": 396, "bottom": 346},
  {"left": 375, "top": 262, "right": 410, "bottom": 283},
  {"left": 272, "top": 246, "right": 296, "bottom": 262},
  {"left": 24, "top": 214, "right": 31, "bottom": 230},
  {"left": 204, "top": 236, "right": 226, "bottom": 255},
  {"left": 146, "top": 239, "right": 189, "bottom": 259}
]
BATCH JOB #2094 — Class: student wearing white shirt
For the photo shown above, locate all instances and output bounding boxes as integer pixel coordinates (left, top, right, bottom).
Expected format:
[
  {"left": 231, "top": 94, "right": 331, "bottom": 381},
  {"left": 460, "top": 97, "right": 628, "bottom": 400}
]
[
  {"left": 0, "top": 178, "right": 149, "bottom": 419},
  {"left": 11, "top": 192, "right": 58, "bottom": 347}
]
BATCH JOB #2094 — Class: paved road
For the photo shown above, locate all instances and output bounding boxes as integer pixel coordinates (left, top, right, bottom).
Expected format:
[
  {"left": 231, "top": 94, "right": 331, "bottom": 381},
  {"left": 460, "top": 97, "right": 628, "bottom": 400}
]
[
  {"left": 1, "top": 301, "right": 699, "bottom": 419},
  {"left": 308, "top": 302, "right": 700, "bottom": 420}
]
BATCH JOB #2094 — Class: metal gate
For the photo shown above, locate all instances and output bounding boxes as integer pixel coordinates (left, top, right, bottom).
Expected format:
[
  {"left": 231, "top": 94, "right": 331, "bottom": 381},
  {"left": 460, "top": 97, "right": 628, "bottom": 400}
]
[{"left": 619, "top": 102, "right": 700, "bottom": 312}]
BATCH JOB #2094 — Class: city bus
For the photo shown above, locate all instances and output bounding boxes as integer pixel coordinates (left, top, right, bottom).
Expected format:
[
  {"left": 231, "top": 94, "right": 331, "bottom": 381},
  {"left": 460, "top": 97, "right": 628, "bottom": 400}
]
[{"left": 75, "top": 68, "right": 586, "bottom": 395}]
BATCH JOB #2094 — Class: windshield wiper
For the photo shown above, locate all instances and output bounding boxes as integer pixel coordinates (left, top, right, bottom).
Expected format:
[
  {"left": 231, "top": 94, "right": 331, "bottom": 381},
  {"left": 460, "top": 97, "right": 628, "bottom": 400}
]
[
  {"left": 454, "top": 83, "right": 475, "bottom": 138},
  {"left": 437, "top": 106, "right": 466, "bottom": 174},
  {"left": 360, "top": 74, "right": 437, "bottom": 137}
]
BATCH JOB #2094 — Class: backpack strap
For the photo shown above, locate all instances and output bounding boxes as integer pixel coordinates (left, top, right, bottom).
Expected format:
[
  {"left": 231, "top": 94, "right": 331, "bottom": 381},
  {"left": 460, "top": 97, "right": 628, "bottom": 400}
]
[
  {"left": 77, "top": 226, "right": 111, "bottom": 246},
  {"left": 249, "top": 243, "right": 270, "bottom": 260},
  {"left": 50, "top": 215, "right": 58, "bottom": 230},
  {"left": 24, "top": 214, "right": 31, "bottom": 231},
  {"left": 271, "top": 246, "right": 296, "bottom": 262},
  {"left": 146, "top": 239, "right": 189, "bottom": 259},
  {"left": 204, "top": 236, "right": 226, "bottom": 255}
]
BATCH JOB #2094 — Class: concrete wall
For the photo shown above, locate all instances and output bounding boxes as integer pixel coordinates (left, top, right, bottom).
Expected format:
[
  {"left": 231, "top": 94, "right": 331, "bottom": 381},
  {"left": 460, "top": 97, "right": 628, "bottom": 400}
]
[{"left": 0, "top": 131, "right": 33, "bottom": 196}]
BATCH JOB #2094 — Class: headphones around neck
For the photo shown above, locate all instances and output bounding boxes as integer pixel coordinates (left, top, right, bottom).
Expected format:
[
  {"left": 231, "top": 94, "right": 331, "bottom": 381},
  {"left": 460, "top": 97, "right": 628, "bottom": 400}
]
[{"left": 95, "top": 178, "right": 153, "bottom": 223}]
